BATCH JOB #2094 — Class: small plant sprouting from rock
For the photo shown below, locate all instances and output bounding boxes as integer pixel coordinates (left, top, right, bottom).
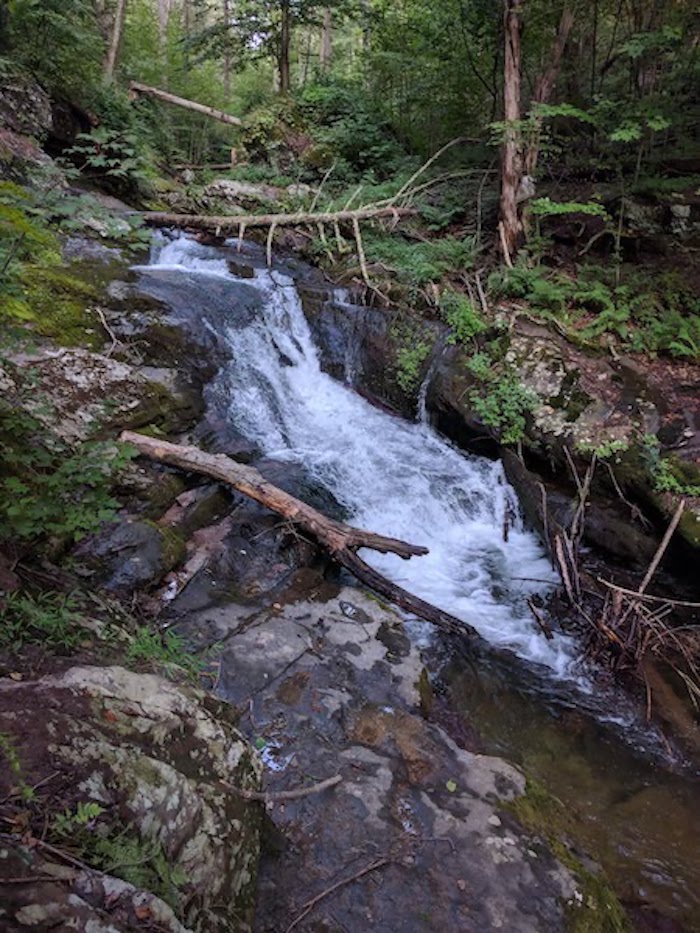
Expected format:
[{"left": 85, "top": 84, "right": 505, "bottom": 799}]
[
  {"left": 0, "top": 732, "right": 34, "bottom": 801},
  {"left": 440, "top": 289, "right": 486, "bottom": 345},
  {"left": 49, "top": 801, "right": 187, "bottom": 912},
  {"left": 467, "top": 351, "right": 537, "bottom": 445},
  {"left": 395, "top": 341, "right": 431, "bottom": 393},
  {"left": 126, "top": 626, "right": 205, "bottom": 680},
  {"left": 52, "top": 801, "right": 105, "bottom": 836}
]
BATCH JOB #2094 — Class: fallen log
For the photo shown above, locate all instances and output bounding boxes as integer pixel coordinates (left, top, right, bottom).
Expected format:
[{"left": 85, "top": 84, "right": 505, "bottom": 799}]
[
  {"left": 129, "top": 82, "right": 242, "bottom": 127},
  {"left": 120, "top": 431, "right": 478, "bottom": 640},
  {"left": 142, "top": 205, "right": 416, "bottom": 235}
]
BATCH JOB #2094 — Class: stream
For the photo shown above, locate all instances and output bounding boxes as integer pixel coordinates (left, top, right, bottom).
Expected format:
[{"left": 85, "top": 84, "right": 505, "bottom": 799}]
[{"left": 135, "top": 233, "right": 700, "bottom": 930}]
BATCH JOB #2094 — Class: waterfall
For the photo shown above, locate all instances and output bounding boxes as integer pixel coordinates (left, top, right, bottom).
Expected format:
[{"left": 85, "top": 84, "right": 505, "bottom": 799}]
[{"left": 142, "top": 234, "right": 575, "bottom": 676}]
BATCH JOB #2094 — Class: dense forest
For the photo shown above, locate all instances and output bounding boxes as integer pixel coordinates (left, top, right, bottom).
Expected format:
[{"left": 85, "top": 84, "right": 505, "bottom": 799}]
[{"left": 1, "top": 1, "right": 700, "bottom": 932}]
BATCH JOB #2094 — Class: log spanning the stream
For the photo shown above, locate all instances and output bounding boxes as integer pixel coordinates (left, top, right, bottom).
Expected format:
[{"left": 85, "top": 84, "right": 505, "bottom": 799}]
[
  {"left": 142, "top": 206, "right": 416, "bottom": 234},
  {"left": 121, "top": 431, "right": 478, "bottom": 640}
]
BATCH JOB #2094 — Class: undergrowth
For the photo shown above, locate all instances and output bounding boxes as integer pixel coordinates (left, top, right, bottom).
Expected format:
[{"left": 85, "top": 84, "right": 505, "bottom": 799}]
[
  {"left": 50, "top": 801, "right": 187, "bottom": 911},
  {"left": 364, "top": 233, "right": 478, "bottom": 294},
  {"left": 126, "top": 626, "right": 205, "bottom": 681},
  {"left": 467, "top": 351, "right": 538, "bottom": 445},
  {"left": 488, "top": 261, "right": 700, "bottom": 360},
  {"left": 0, "top": 591, "right": 85, "bottom": 652},
  {"left": 0, "top": 402, "right": 135, "bottom": 548}
]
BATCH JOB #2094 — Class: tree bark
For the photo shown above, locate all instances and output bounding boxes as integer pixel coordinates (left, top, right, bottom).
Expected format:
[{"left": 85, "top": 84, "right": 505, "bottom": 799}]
[
  {"left": 121, "top": 431, "right": 478, "bottom": 640},
  {"left": 498, "top": 0, "right": 525, "bottom": 263},
  {"left": 128, "top": 82, "right": 243, "bottom": 126},
  {"left": 525, "top": 6, "right": 575, "bottom": 176},
  {"left": 319, "top": 7, "right": 332, "bottom": 71},
  {"left": 104, "top": 0, "right": 128, "bottom": 80},
  {"left": 142, "top": 205, "right": 416, "bottom": 234},
  {"left": 222, "top": 0, "right": 232, "bottom": 97},
  {"left": 279, "top": 0, "right": 292, "bottom": 93}
]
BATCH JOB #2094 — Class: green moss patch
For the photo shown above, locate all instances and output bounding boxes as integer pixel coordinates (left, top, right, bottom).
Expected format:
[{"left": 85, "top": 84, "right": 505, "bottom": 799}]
[{"left": 507, "top": 779, "right": 631, "bottom": 933}]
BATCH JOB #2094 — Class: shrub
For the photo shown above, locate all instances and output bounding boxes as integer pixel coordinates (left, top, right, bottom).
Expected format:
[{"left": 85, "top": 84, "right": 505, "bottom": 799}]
[{"left": 440, "top": 289, "right": 486, "bottom": 344}]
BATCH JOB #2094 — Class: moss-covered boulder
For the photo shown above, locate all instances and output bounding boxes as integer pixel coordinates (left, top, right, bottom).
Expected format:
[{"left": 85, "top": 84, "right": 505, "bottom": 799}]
[{"left": 0, "top": 665, "right": 262, "bottom": 931}]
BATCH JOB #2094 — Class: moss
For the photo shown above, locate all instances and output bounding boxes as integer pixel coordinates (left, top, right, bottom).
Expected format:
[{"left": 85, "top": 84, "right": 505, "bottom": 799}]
[
  {"left": 143, "top": 474, "right": 188, "bottom": 518},
  {"left": 677, "top": 508, "right": 700, "bottom": 548},
  {"left": 19, "top": 265, "right": 101, "bottom": 347},
  {"left": 507, "top": 779, "right": 631, "bottom": 933},
  {"left": 143, "top": 521, "right": 187, "bottom": 572}
]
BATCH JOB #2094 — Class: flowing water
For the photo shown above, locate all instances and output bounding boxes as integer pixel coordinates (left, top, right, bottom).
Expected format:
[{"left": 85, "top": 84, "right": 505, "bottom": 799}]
[
  {"left": 145, "top": 233, "right": 570, "bottom": 670},
  {"left": 136, "top": 233, "right": 700, "bottom": 929}
]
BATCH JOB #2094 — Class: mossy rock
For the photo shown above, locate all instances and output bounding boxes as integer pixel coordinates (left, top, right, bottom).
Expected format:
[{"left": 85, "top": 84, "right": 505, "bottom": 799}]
[
  {"left": 507, "top": 779, "right": 631, "bottom": 933},
  {"left": 18, "top": 265, "right": 102, "bottom": 348}
]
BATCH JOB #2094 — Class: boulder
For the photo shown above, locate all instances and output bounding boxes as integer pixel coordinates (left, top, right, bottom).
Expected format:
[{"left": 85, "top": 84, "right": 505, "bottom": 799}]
[
  {"left": 0, "top": 665, "right": 262, "bottom": 931},
  {"left": 202, "top": 179, "right": 282, "bottom": 207},
  {"left": 171, "top": 587, "right": 613, "bottom": 933},
  {"left": 0, "top": 71, "right": 52, "bottom": 139}
]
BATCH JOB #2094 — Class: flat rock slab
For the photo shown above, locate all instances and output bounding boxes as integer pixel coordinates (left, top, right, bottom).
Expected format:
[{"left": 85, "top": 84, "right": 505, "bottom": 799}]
[{"left": 178, "top": 588, "right": 581, "bottom": 932}]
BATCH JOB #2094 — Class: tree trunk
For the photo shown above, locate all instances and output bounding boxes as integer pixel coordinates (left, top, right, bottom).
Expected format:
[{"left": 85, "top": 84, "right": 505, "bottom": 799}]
[
  {"left": 104, "top": 0, "right": 128, "bottom": 80},
  {"left": 222, "top": 0, "right": 232, "bottom": 97},
  {"left": 128, "top": 82, "right": 242, "bottom": 126},
  {"left": 121, "top": 431, "right": 479, "bottom": 640},
  {"left": 498, "top": 0, "right": 525, "bottom": 263},
  {"left": 525, "top": 6, "right": 575, "bottom": 176},
  {"left": 279, "top": 0, "right": 291, "bottom": 93},
  {"left": 319, "top": 7, "right": 332, "bottom": 71},
  {"left": 157, "top": 0, "right": 171, "bottom": 45}
]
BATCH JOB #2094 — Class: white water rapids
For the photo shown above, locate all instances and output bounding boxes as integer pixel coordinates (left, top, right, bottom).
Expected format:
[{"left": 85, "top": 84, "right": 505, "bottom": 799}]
[{"left": 144, "top": 234, "right": 578, "bottom": 677}]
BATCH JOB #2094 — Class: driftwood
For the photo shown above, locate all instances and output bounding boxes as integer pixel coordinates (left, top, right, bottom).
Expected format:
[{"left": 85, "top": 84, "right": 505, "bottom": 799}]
[
  {"left": 143, "top": 206, "right": 415, "bottom": 234},
  {"left": 120, "top": 431, "right": 477, "bottom": 640},
  {"left": 129, "top": 82, "right": 243, "bottom": 127}
]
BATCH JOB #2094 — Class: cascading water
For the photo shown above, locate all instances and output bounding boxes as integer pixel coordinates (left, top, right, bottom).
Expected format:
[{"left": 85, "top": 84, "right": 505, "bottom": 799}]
[
  {"left": 134, "top": 233, "right": 700, "bottom": 929},
  {"left": 143, "top": 233, "right": 575, "bottom": 675}
]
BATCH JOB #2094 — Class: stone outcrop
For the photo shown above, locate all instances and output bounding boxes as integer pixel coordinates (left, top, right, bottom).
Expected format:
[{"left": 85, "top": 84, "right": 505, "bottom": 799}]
[
  {"left": 0, "top": 71, "right": 53, "bottom": 139},
  {"left": 171, "top": 588, "right": 614, "bottom": 933},
  {"left": 0, "top": 665, "right": 262, "bottom": 931}
]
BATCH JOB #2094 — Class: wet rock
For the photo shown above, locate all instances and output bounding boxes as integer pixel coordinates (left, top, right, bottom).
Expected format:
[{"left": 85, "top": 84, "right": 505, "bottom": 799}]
[
  {"left": 77, "top": 519, "right": 187, "bottom": 593},
  {"left": 178, "top": 587, "right": 601, "bottom": 932},
  {"left": 0, "top": 665, "right": 262, "bottom": 931}
]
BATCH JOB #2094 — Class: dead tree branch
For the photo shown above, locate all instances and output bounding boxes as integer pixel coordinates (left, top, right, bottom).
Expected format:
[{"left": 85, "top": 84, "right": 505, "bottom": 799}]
[
  {"left": 120, "top": 432, "right": 478, "bottom": 640},
  {"left": 142, "top": 206, "right": 416, "bottom": 235},
  {"left": 129, "top": 82, "right": 242, "bottom": 126}
]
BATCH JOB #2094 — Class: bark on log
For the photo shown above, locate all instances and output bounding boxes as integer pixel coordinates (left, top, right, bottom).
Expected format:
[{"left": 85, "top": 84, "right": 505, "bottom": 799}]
[
  {"left": 120, "top": 431, "right": 478, "bottom": 640},
  {"left": 128, "top": 82, "right": 242, "bottom": 127},
  {"left": 142, "top": 206, "right": 415, "bottom": 234}
]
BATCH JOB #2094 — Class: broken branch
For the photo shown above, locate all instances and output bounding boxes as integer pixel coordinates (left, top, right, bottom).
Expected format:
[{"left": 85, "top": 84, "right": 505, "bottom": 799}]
[
  {"left": 142, "top": 206, "right": 416, "bottom": 235},
  {"left": 120, "top": 432, "right": 478, "bottom": 640}
]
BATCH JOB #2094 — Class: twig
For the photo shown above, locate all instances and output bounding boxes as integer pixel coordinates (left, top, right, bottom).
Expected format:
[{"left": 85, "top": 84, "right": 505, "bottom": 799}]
[
  {"left": 596, "top": 578, "right": 700, "bottom": 608},
  {"left": 528, "top": 598, "right": 554, "bottom": 640},
  {"left": 227, "top": 774, "right": 342, "bottom": 802},
  {"left": 94, "top": 307, "right": 118, "bottom": 357},
  {"left": 352, "top": 217, "right": 370, "bottom": 286},
  {"left": 285, "top": 857, "right": 390, "bottom": 933},
  {"left": 637, "top": 500, "right": 685, "bottom": 597}
]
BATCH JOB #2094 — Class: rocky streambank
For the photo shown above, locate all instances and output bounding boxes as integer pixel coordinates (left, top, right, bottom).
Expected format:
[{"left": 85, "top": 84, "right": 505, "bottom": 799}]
[{"left": 0, "top": 228, "right": 643, "bottom": 932}]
